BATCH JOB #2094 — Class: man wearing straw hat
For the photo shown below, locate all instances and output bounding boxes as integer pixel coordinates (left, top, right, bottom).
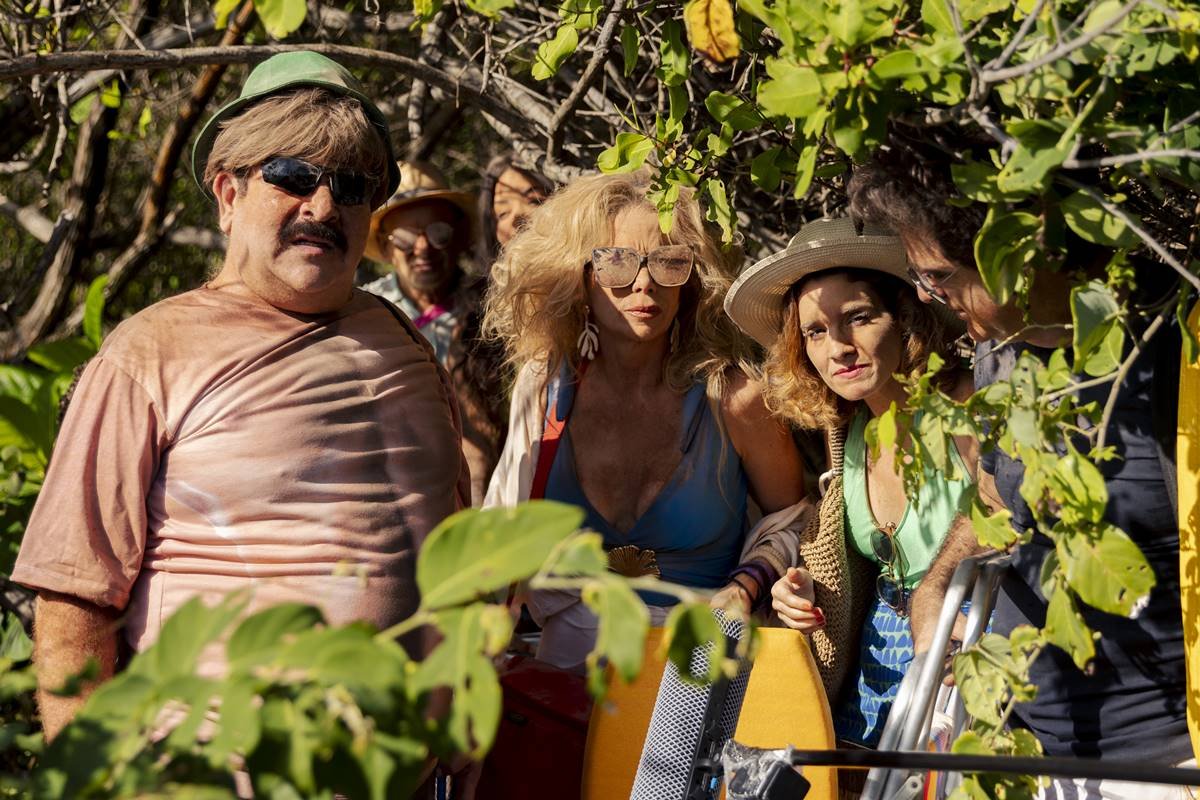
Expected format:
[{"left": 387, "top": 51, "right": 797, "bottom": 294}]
[
  {"left": 12, "top": 52, "right": 469, "bottom": 740},
  {"left": 363, "top": 162, "right": 500, "bottom": 504}
]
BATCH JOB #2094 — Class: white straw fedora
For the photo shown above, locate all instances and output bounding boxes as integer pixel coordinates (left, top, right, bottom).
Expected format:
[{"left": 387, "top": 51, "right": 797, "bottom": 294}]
[{"left": 724, "top": 217, "right": 908, "bottom": 348}]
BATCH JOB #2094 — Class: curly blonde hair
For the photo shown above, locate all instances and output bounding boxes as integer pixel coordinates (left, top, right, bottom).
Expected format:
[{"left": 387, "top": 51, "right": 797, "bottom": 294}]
[
  {"left": 763, "top": 268, "right": 958, "bottom": 430},
  {"left": 483, "top": 171, "right": 751, "bottom": 398}
]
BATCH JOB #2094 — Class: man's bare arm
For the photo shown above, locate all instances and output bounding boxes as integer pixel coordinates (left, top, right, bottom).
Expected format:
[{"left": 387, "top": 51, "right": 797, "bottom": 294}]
[
  {"left": 909, "top": 470, "right": 1005, "bottom": 654},
  {"left": 33, "top": 590, "right": 120, "bottom": 741}
]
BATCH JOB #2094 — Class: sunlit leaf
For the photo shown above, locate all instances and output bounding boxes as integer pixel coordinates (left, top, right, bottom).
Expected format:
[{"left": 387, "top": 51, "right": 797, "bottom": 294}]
[
  {"left": 683, "top": 0, "right": 739, "bottom": 63},
  {"left": 1056, "top": 522, "right": 1155, "bottom": 616},
  {"left": 1043, "top": 586, "right": 1095, "bottom": 670},
  {"left": 255, "top": 0, "right": 308, "bottom": 38},
  {"left": 416, "top": 502, "right": 583, "bottom": 610},
  {"left": 531, "top": 25, "right": 578, "bottom": 80},
  {"left": 582, "top": 575, "right": 649, "bottom": 694},
  {"left": 598, "top": 132, "right": 655, "bottom": 174}
]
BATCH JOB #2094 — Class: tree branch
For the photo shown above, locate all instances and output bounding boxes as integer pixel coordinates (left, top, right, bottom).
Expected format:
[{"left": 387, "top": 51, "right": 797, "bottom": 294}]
[
  {"left": 1062, "top": 148, "right": 1200, "bottom": 169},
  {"left": 546, "top": 0, "right": 626, "bottom": 158},
  {"left": 58, "top": 2, "right": 258, "bottom": 337},
  {"left": 0, "top": 44, "right": 541, "bottom": 139},
  {"left": 980, "top": 0, "right": 1139, "bottom": 84},
  {"left": 1096, "top": 307, "right": 1169, "bottom": 452},
  {"left": 1060, "top": 176, "right": 1200, "bottom": 293}
]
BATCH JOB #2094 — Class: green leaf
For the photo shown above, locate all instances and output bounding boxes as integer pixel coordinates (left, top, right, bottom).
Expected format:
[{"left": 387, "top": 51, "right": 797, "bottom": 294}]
[
  {"left": 658, "top": 20, "right": 691, "bottom": 86},
  {"left": 597, "top": 132, "right": 655, "bottom": 174},
  {"left": 207, "top": 677, "right": 262, "bottom": 770},
  {"left": 531, "top": 25, "right": 579, "bottom": 81},
  {"left": 1178, "top": 294, "right": 1200, "bottom": 366},
  {"left": 922, "top": 0, "right": 955, "bottom": 34},
  {"left": 582, "top": 576, "right": 649, "bottom": 694},
  {"left": 620, "top": 25, "right": 640, "bottom": 77},
  {"left": 128, "top": 595, "right": 247, "bottom": 680},
  {"left": 703, "top": 177, "right": 735, "bottom": 245},
  {"left": 951, "top": 161, "right": 1024, "bottom": 203},
  {"left": 416, "top": 502, "right": 584, "bottom": 610},
  {"left": 663, "top": 604, "right": 724, "bottom": 685},
  {"left": 1070, "top": 280, "right": 1125, "bottom": 377},
  {"left": 830, "top": 0, "right": 863, "bottom": 46},
  {"left": 82, "top": 276, "right": 108, "bottom": 349},
  {"left": 792, "top": 141, "right": 819, "bottom": 200},
  {"left": 952, "top": 633, "right": 1011, "bottom": 724},
  {"left": 1043, "top": 586, "right": 1095, "bottom": 670},
  {"left": 973, "top": 209, "right": 1039, "bottom": 306},
  {"left": 0, "top": 612, "right": 32, "bottom": 662},
  {"left": 869, "top": 50, "right": 922, "bottom": 81},
  {"left": 1061, "top": 191, "right": 1140, "bottom": 248},
  {"left": 255, "top": 0, "right": 307, "bottom": 38},
  {"left": 951, "top": 730, "right": 996, "bottom": 755},
  {"left": 226, "top": 603, "right": 324, "bottom": 668},
  {"left": 995, "top": 143, "right": 1068, "bottom": 195},
  {"left": 970, "top": 499, "right": 1018, "bottom": 550},
  {"left": 750, "top": 147, "right": 783, "bottom": 192},
  {"left": 25, "top": 338, "right": 96, "bottom": 373},
  {"left": 463, "top": 0, "right": 516, "bottom": 19},
  {"left": 703, "top": 91, "right": 759, "bottom": 131},
  {"left": 410, "top": 606, "right": 505, "bottom": 755},
  {"left": 99, "top": 80, "right": 122, "bottom": 109},
  {"left": 756, "top": 58, "right": 821, "bottom": 119},
  {"left": 958, "top": 0, "right": 1008, "bottom": 23},
  {"left": 544, "top": 531, "right": 608, "bottom": 575},
  {"left": 1056, "top": 522, "right": 1155, "bottom": 616},
  {"left": 213, "top": 0, "right": 240, "bottom": 28}
]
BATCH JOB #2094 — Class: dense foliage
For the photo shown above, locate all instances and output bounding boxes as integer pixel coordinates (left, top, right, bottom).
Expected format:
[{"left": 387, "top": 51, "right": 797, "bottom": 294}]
[{"left": 2, "top": 0, "right": 1199, "bottom": 797}]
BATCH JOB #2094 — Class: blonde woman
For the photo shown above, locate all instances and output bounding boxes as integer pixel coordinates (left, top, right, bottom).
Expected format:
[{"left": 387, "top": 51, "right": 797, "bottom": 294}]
[
  {"left": 725, "top": 217, "right": 975, "bottom": 748},
  {"left": 484, "top": 171, "right": 809, "bottom": 672}
]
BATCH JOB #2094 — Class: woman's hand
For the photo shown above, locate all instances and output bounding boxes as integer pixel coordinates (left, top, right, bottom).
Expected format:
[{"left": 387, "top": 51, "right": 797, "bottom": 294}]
[
  {"left": 771, "top": 567, "right": 825, "bottom": 632},
  {"left": 711, "top": 579, "right": 757, "bottom": 615}
]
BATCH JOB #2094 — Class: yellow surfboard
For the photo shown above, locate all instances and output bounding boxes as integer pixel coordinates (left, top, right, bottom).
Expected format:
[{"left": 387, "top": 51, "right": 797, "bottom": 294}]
[
  {"left": 1179, "top": 299, "right": 1200, "bottom": 761},
  {"left": 581, "top": 626, "right": 837, "bottom": 799}
]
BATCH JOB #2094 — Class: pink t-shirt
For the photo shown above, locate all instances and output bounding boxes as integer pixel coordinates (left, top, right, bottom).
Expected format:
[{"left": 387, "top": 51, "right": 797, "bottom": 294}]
[{"left": 12, "top": 286, "right": 468, "bottom": 654}]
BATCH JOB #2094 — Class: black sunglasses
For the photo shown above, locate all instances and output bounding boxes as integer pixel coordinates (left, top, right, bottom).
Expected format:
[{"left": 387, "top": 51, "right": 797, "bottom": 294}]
[
  {"left": 871, "top": 522, "right": 909, "bottom": 616},
  {"left": 259, "top": 157, "right": 378, "bottom": 207}
]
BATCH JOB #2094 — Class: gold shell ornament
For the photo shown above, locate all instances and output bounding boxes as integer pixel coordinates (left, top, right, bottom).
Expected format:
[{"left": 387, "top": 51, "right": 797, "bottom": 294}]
[{"left": 607, "top": 545, "right": 661, "bottom": 578}]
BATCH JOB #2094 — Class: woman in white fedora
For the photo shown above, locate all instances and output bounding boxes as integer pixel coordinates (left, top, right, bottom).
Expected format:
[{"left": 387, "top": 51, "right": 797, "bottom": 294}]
[{"left": 725, "top": 217, "right": 978, "bottom": 749}]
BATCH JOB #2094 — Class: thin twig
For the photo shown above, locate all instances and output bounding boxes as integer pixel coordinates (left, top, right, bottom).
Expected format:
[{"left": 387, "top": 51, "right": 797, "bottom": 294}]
[
  {"left": 980, "top": 0, "right": 1139, "bottom": 84},
  {"left": 1095, "top": 306, "right": 1169, "bottom": 451},
  {"left": 1060, "top": 176, "right": 1200, "bottom": 294},
  {"left": 1062, "top": 148, "right": 1200, "bottom": 169},
  {"left": 987, "top": 0, "right": 1049, "bottom": 70},
  {"left": 546, "top": 0, "right": 627, "bottom": 158}
]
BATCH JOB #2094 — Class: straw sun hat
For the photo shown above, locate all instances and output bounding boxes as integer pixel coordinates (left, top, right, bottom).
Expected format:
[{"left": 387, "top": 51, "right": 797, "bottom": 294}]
[
  {"left": 363, "top": 160, "right": 477, "bottom": 263},
  {"left": 724, "top": 217, "right": 909, "bottom": 348}
]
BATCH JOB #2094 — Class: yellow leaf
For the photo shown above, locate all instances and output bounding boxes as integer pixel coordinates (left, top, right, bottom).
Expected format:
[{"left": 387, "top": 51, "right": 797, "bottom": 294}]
[{"left": 683, "top": 0, "right": 740, "bottom": 63}]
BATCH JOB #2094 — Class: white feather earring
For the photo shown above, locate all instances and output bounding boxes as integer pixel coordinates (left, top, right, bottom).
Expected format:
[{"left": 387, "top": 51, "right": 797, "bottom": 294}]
[{"left": 577, "top": 310, "right": 600, "bottom": 360}]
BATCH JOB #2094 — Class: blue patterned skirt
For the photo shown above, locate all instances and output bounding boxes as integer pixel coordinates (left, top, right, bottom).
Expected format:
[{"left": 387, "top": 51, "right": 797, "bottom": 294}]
[{"left": 833, "top": 596, "right": 913, "bottom": 747}]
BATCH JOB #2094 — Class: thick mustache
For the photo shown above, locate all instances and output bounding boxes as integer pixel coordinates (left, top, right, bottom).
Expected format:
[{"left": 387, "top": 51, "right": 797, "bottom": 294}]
[{"left": 277, "top": 220, "right": 347, "bottom": 252}]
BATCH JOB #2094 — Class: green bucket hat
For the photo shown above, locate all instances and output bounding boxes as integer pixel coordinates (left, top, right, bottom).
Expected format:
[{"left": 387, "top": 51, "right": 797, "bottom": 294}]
[{"left": 191, "top": 51, "right": 400, "bottom": 202}]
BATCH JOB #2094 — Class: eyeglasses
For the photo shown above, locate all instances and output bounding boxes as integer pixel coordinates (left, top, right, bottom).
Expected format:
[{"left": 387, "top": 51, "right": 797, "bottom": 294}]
[
  {"left": 259, "top": 157, "right": 378, "bottom": 207},
  {"left": 871, "top": 522, "right": 908, "bottom": 616},
  {"left": 905, "top": 265, "right": 959, "bottom": 305},
  {"left": 387, "top": 221, "right": 457, "bottom": 253},
  {"left": 588, "top": 245, "right": 695, "bottom": 289}
]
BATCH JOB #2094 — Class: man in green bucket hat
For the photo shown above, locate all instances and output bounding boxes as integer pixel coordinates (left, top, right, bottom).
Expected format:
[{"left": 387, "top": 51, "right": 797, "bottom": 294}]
[{"left": 13, "top": 52, "right": 469, "bottom": 741}]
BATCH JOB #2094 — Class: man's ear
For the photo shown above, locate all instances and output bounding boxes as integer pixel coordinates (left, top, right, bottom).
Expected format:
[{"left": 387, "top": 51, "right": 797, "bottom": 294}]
[{"left": 213, "top": 171, "right": 240, "bottom": 235}]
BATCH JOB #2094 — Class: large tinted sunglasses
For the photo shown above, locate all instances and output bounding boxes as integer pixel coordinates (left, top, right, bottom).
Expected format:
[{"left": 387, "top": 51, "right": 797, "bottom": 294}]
[
  {"left": 871, "top": 522, "right": 909, "bottom": 616},
  {"left": 259, "top": 157, "right": 378, "bottom": 207},
  {"left": 588, "top": 245, "right": 695, "bottom": 289}
]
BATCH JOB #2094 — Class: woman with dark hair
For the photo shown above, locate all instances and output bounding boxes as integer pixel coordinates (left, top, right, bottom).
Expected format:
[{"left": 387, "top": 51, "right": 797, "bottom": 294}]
[
  {"left": 725, "top": 217, "right": 976, "bottom": 749},
  {"left": 475, "top": 154, "right": 555, "bottom": 273}
]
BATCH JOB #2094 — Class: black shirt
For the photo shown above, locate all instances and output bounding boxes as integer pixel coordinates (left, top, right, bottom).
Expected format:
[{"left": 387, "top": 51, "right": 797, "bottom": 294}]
[{"left": 975, "top": 316, "right": 1190, "bottom": 762}]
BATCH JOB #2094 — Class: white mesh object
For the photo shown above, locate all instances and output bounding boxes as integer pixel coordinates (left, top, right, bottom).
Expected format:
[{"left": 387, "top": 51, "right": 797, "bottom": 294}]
[{"left": 629, "top": 610, "right": 752, "bottom": 800}]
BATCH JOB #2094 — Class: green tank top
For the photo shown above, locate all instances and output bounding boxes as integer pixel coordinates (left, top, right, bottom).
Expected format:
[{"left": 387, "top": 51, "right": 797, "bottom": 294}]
[{"left": 843, "top": 409, "right": 973, "bottom": 588}]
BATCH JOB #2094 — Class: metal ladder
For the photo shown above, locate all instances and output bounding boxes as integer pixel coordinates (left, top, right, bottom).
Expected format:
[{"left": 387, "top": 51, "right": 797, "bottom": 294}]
[{"left": 859, "top": 552, "right": 1012, "bottom": 800}]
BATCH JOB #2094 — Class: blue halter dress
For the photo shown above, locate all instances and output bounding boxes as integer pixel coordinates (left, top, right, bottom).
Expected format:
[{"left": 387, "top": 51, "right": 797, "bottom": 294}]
[{"left": 542, "top": 369, "right": 749, "bottom": 606}]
